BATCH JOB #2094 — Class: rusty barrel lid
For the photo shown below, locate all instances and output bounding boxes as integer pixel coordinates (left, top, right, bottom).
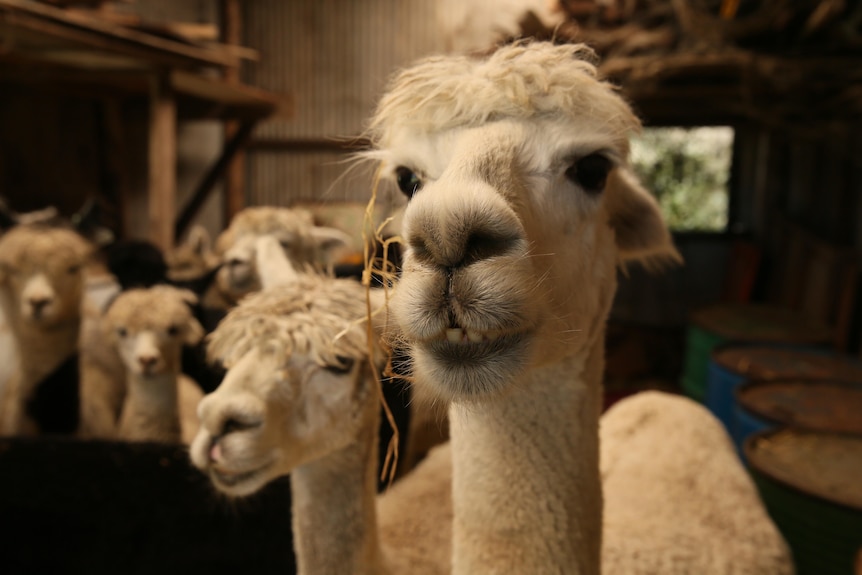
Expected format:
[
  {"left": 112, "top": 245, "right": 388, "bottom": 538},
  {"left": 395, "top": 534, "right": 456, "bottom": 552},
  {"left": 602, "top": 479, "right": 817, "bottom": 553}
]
[
  {"left": 736, "top": 378, "right": 862, "bottom": 435},
  {"left": 691, "top": 303, "right": 834, "bottom": 344},
  {"left": 713, "top": 345, "right": 862, "bottom": 382},
  {"left": 745, "top": 428, "right": 862, "bottom": 512}
]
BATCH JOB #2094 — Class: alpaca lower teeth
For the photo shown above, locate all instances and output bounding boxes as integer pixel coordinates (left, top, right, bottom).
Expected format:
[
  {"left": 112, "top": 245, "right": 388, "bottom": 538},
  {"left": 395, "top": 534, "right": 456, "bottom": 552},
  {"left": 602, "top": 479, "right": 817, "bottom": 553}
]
[
  {"left": 446, "top": 328, "right": 463, "bottom": 343},
  {"left": 466, "top": 329, "right": 483, "bottom": 343}
]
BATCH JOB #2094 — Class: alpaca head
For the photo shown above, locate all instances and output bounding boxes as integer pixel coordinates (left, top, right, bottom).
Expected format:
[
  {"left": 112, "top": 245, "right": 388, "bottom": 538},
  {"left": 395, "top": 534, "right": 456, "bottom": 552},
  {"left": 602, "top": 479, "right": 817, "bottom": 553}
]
[
  {"left": 103, "top": 285, "right": 203, "bottom": 378},
  {"left": 368, "top": 42, "right": 680, "bottom": 402},
  {"left": 190, "top": 275, "right": 374, "bottom": 497},
  {"left": 213, "top": 207, "right": 352, "bottom": 303},
  {"left": 0, "top": 224, "right": 93, "bottom": 326}
]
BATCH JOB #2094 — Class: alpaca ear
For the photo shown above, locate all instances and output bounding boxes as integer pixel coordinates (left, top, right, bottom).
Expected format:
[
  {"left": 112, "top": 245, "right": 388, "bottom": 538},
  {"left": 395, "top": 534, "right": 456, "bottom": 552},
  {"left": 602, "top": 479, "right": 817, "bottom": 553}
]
[
  {"left": 187, "top": 225, "right": 212, "bottom": 257},
  {"left": 309, "top": 225, "right": 353, "bottom": 253},
  {"left": 184, "top": 316, "right": 205, "bottom": 346},
  {"left": 175, "top": 288, "right": 200, "bottom": 308},
  {"left": 255, "top": 235, "right": 299, "bottom": 289},
  {"left": 606, "top": 168, "right": 683, "bottom": 269}
]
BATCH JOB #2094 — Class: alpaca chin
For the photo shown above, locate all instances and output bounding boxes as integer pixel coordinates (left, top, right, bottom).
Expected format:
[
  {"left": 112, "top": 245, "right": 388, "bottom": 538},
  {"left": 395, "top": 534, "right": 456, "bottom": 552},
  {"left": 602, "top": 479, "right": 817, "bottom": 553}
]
[{"left": 411, "top": 333, "right": 531, "bottom": 401}]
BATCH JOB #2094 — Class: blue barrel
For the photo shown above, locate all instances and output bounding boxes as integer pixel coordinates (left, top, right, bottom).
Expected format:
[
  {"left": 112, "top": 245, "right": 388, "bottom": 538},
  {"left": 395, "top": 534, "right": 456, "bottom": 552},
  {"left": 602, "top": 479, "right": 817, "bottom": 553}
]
[
  {"left": 685, "top": 303, "right": 833, "bottom": 407},
  {"left": 706, "top": 345, "right": 862, "bottom": 451}
]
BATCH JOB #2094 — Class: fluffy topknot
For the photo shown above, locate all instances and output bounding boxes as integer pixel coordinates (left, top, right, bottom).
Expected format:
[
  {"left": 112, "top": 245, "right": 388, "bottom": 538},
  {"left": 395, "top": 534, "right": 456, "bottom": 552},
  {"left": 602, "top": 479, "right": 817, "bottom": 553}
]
[
  {"left": 367, "top": 41, "right": 639, "bottom": 148},
  {"left": 207, "top": 274, "right": 370, "bottom": 370}
]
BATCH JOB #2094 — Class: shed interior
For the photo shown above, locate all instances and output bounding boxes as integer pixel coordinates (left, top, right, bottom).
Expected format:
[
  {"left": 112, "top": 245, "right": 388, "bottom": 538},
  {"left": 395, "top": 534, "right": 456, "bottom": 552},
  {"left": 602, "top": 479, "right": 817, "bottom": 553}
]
[{"left": 0, "top": 1, "right": 861, "bottom": 574}]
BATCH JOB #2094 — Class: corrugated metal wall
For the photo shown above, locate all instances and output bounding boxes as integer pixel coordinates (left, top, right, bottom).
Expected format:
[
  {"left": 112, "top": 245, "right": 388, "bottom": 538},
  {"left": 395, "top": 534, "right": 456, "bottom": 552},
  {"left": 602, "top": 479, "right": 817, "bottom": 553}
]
[{"left": 242, "top": 0, "right": 443, "bottom": 206}]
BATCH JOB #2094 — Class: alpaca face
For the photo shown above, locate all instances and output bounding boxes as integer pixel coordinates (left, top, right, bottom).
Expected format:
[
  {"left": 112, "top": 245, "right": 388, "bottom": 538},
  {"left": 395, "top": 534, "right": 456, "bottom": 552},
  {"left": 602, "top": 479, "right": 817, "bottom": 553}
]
[
  {"left": 0, "top": 226, "right": 90, "bottom": 326},
  {"left": 190, "top": 347, "right": 367, "bottom": 497},
  {"left": 103, "top": 286, "right": 203, "bottom": 377},
  {"left": 385, "top": 118, "right": 672, "bottom": 402},
  {"left": 214, "top": 208, "right": 353, "bottom": 303}
]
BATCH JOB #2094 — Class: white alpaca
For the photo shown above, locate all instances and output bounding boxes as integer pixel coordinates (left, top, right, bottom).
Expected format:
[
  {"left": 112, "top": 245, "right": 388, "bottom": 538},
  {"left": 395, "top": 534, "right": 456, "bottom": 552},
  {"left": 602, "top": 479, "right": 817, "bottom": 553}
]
[
  {"left": 0, "top": 223, "right": 94, "bottom": 435},
  {"left": 190, "top": 259, "right": 452, "bottom": 575},
  {"left": 102, "top": 285, "right": 205, "bottom": 444},
  {"left": 212, "top": 206, "right": 352, "bottom": 306},
  {"left": 368, "top": 41, "right": 791, "bottom": 574}
]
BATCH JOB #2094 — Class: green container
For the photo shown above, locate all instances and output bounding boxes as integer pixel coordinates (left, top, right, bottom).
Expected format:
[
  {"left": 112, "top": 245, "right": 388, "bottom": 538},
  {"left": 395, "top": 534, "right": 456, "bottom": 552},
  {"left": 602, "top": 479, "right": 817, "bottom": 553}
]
[
  {"left": 746, "top": 429, "right": 862, "bottom": 575},
  {"left": 680, "top": 324, "right": 726, "bottom": 402}
]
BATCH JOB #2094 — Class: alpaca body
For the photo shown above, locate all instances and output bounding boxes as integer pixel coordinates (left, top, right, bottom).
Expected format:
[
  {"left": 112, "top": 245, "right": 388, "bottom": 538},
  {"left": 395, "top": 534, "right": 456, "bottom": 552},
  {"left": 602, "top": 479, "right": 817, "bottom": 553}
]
[
  {"left": 118, "top": 372, "right": 201, "bottom": 444},
  {"left": 0, "top": 316, "right": 80, "bottom": 434}
]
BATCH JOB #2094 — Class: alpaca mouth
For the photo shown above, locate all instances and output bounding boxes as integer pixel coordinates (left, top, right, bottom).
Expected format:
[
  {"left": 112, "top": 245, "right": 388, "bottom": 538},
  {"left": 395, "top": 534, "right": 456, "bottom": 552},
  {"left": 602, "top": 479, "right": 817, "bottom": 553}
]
[
  {"left": 210, "top": 462, "right": 272, "bottom": 491},
  {"left": 427, "top": 329, "right": 528, "bottom": 359}
]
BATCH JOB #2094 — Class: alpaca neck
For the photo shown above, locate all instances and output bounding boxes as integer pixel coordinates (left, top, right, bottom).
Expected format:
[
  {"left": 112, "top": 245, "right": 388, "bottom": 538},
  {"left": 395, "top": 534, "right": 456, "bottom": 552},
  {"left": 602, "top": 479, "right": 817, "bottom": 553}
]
[
  {"left": 119, "top": 372, "right": 181, "bottom": 443},
  {"left": 289, "top": 405, "right": 387, "bottom": 575},
  {"left": 449, "top": 340, "right": 604, "bottom": 575}
]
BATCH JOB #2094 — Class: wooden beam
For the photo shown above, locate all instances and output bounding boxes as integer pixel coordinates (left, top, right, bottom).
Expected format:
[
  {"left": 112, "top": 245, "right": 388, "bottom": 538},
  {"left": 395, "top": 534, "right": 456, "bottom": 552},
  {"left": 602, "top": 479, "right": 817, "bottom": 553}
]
[
  {"left": 175, "top": 120, "right": 255, "bottom": 240},
  {"left": 221, "top": 0, "right": 245, "bottom": 224},
  {"left": 0, "top": 0, "right": 242, "bottom": 68},
  {"left": 148, "top": 72, "right": 176, "bottom": 251}
]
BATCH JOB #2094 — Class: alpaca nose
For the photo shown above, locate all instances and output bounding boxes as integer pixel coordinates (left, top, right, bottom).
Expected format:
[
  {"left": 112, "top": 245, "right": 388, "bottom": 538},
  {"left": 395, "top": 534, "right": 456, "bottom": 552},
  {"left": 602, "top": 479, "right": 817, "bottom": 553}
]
[
  {"left": 28, "top": 296, "right": 52, "bottom": 314},
  {"left": 406, "top": 188, "right": 525, "bottom": 269},
  {"left": 138, "top": 354, "right": 159, "bottom": 369}
]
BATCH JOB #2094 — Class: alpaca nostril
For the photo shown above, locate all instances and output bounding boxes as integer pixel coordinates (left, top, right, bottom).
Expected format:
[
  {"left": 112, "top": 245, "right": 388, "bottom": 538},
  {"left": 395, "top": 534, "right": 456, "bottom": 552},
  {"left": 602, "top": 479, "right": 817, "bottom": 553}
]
[
  {"left": 221, "top": 416, "right": 261, "bottom": 437},
  {"left": 29, "top": 297, "right": 51, "bottom": 311},
  {"left": 463, "top": 231, "right": 518, "bottom": 265},
  {"left": 227, "top": 258, "right": 245, "bottom": 268}
]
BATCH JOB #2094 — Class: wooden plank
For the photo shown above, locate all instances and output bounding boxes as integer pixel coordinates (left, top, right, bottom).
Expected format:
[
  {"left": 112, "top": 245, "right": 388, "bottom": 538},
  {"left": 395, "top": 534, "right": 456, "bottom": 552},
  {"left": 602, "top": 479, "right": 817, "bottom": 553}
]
[
  {"left": 148, "top": 72, "right": 176, "bottom": 251},
  {"left": 221, "top": 0, "right": 244, "bottom": 223},
  {"left": 0, "top": 0, "right": 240, "bottom": 68}
]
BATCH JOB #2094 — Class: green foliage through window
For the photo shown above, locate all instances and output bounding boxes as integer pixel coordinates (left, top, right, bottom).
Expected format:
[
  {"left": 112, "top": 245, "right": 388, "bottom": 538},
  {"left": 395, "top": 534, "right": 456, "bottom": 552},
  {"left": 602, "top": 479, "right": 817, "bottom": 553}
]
[{"left": 630, "top": 127, "right": 733, "bottom": 232}]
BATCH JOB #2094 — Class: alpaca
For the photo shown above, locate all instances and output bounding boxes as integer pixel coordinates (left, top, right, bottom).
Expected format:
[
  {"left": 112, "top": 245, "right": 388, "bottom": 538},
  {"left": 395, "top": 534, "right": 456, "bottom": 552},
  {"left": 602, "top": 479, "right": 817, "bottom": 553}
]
[
  {"left": 368, "top": 41, "right": 789, "bottom": 574},
  {"left": 79, "top": 239, "right": 176, "bottom": 438},
  {"left": 190, "top": 257, "right": 451, "bottom": 575},
  {"left": 212, "top": 206, "right": 352, "bottom": 306},
  {"left": 103, "top": 285, "right": 205, "bottom": 444},
  {"left": 0, "top": 223, "right": 94, "bottom": 435},
  {"left": 0, "top": 201, "right": 67, "bottom": 410}
]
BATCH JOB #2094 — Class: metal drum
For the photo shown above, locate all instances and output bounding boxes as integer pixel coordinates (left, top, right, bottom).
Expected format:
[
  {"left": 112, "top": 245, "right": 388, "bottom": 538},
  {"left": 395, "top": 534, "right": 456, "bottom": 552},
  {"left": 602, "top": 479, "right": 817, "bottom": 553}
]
[
  {"left": 683, "top": 303, "right": 833, "bottom": 404},
  {"left": 705, "top": 344, "right": 862, "bottom": 447},
  {"left": 736, "top": 379, "right": 862, "bottom": 449},
  {"left": 746, "top": 429, "right": 862, "bottom": 575}
]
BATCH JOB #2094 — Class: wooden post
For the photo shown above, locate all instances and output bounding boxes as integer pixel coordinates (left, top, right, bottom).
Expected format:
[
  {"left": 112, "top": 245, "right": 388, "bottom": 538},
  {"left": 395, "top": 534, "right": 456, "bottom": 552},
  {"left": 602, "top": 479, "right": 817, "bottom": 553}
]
[
  {"left": 221, "top": 0, "right": 246, "bottom": 223},
  {"left": 148, "top": 71, "right": 177, "bottom": 251}
]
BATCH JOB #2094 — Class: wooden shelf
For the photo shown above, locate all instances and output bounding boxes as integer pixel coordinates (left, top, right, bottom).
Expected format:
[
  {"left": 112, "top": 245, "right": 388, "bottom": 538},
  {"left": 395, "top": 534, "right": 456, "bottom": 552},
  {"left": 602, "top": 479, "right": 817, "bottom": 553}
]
[{"left": 0, "top": 0, "right": 281, "bottom": 249}]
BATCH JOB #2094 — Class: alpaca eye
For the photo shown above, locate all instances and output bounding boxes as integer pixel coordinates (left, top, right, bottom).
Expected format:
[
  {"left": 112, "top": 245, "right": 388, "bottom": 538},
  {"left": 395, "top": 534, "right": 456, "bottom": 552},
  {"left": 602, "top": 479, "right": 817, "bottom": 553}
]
[
  {"left": 565, "top": 153, "right": 613, "bottom": 195},
  {"left": 327, "top": 356, "right": 355, "bottom": 374},
  {"left": 395, "top": 166, "right": 422, "bottom": 199},
  {"left": 67, "top": 264, "right": 81, "bottom": 274},
  {"left": 167, "top": 324, "right": 180, "bottom": 336},
  {"left": 116, "top": 327, "right": 128, "bottom": 338}
]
